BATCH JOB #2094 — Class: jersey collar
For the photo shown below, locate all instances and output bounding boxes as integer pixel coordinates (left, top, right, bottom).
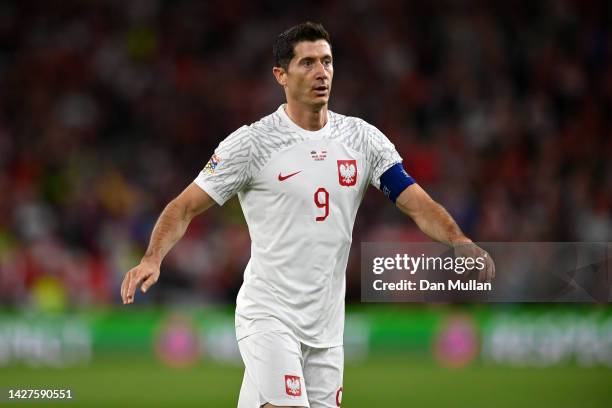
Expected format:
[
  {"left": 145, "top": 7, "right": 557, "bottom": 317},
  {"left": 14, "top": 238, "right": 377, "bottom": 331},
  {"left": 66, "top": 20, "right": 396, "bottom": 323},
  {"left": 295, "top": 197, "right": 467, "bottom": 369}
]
[{"left": 277, "top": 104, "right": 331, "bottom": 139}]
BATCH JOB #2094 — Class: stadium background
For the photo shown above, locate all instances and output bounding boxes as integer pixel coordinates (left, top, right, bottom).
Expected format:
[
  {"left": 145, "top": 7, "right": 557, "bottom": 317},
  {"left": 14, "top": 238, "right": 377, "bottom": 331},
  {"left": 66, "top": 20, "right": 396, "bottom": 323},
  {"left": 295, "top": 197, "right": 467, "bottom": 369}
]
[{"left": 0, "top": 0, "right": 610, "bottom": 406}]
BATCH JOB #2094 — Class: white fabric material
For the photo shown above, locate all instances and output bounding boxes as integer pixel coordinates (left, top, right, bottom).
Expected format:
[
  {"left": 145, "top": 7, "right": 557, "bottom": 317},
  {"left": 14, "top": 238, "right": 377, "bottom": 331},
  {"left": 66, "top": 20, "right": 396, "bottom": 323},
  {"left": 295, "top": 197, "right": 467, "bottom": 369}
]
[
  {"left": 195, "top": 105, "right": 402, "bottom": 347},
  {"left": 237, "top": 330, "right": 343, "bottom": 408}
]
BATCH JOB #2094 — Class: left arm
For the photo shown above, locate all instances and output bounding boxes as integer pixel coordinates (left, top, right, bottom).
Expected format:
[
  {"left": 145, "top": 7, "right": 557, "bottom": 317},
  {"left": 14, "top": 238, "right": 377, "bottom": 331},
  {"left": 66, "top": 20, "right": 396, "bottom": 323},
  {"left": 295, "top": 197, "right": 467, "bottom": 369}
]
[
  {"left": 395, "top": 183, "right": 495, "bottom": 282},
  {"left": 364, "top": 122, "right": 494, "bottom": 281},
  {"left": 395, "top": 183, "right": 469, "bottom": 246}
]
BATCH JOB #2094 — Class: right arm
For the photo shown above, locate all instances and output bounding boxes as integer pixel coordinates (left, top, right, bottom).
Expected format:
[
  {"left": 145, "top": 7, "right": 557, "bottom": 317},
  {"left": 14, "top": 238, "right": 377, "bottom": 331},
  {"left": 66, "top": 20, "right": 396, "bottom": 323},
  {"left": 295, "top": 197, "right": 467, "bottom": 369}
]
[{"left": 120, "top": 182, "right": 216, "bottom": 304}]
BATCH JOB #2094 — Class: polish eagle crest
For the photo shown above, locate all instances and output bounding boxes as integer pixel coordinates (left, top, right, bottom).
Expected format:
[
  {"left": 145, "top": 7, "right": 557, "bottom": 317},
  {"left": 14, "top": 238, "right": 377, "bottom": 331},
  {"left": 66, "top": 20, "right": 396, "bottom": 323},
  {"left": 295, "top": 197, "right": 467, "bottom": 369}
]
[
  {"left": 284, "top": 375, "right": 301, "bottom": 396},
  {"left": 337, "top": 159, "right": 357, "bottom": 186}
]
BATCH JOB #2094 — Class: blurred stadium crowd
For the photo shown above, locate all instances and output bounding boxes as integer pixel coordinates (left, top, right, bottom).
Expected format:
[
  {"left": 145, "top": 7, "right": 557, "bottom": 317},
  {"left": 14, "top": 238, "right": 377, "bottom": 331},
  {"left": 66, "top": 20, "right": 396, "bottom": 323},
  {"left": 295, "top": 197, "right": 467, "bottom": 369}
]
[{"left": 0, "top": 0, "right": 610, "bottom": 308}]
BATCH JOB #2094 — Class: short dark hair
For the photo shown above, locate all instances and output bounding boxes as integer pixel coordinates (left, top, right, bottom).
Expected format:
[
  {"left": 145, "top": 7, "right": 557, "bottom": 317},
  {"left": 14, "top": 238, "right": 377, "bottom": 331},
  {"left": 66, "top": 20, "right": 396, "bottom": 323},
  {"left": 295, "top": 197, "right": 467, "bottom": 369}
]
[{"left": 273, "top": 22, "right": 332, "bottom": 70}]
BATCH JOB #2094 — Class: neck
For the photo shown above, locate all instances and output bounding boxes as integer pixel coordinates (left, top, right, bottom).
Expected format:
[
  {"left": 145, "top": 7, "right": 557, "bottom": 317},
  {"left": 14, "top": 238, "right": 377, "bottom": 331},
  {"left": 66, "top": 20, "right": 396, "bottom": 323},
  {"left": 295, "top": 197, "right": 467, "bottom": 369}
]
[{"left": 284, "top": 102, "right": 328, "bottom": 131}]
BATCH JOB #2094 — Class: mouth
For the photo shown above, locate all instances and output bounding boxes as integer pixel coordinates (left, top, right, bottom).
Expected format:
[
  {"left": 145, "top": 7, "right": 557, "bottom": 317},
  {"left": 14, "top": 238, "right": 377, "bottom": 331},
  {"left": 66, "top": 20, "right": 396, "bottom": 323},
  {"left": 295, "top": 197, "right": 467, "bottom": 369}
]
[{"left": 312, "top": 85, "right": 329, "bottom": 96}]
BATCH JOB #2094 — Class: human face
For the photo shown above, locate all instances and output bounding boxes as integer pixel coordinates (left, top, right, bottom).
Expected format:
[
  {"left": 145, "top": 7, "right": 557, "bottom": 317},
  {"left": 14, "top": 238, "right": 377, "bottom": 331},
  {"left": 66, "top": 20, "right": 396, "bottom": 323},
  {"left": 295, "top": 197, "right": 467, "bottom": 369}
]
[{"left": 277, "top": 40, "right": 333, "bottom": 109}]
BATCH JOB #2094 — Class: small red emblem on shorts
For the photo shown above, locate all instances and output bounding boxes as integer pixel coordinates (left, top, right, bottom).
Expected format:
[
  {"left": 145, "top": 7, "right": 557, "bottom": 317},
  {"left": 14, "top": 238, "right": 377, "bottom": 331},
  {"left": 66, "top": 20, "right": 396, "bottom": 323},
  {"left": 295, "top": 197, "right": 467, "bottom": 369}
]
[
  {"left": 337, "top": 160, "right": 357, "bottom": 186},
  {"left": 285, "top": 375, "right": 302, "bottom": 396},
  {"left": 336, "top": 386, "right": 343, "bottom": 406}
]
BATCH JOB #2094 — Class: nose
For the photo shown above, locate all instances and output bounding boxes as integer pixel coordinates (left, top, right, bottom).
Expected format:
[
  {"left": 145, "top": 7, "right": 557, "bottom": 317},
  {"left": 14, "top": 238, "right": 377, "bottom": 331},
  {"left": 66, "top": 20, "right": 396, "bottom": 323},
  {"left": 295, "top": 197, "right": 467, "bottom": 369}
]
[{"left": 314, "top": 61, "right": 329, "bottom": 80}]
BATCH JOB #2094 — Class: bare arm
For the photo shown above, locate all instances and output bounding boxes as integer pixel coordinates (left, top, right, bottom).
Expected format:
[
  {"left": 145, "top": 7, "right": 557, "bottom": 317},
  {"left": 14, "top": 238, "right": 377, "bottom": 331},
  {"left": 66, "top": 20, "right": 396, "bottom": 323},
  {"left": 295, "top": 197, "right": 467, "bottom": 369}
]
[
  {"left": 396, "top": 183, "right": 494, "bottom": 281},
  {"left": 395, "top": 183, "right": 470, "bottom": 246},
  {"left": 121, "top": 182, "right": 216, "bottom": 303},
  {"left": 142, "top": 182, "right": 215, "bottom": 264}
]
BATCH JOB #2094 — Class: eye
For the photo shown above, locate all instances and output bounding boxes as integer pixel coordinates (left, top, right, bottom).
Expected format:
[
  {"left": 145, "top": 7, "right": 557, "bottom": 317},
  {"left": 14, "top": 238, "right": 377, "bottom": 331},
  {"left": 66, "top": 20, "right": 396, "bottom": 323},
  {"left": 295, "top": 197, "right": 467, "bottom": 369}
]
[{"left": 303, "top": 60, "right": 313, "bottom": 67}]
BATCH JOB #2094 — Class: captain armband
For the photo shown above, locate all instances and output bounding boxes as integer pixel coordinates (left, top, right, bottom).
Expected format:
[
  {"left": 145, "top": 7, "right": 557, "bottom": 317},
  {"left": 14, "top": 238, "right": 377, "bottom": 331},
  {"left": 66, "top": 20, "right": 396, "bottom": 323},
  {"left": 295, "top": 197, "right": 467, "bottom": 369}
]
[{"left": 379, "top": 163, "right": 416, "bottom": 203}]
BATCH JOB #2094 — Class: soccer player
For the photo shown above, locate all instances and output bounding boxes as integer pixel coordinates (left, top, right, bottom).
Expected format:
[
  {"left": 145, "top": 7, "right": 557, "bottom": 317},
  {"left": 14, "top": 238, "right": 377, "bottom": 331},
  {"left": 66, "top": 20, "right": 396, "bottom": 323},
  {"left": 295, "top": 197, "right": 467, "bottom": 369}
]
[{"left": 121, "top": 22, "right": 494, "bottom": 408}]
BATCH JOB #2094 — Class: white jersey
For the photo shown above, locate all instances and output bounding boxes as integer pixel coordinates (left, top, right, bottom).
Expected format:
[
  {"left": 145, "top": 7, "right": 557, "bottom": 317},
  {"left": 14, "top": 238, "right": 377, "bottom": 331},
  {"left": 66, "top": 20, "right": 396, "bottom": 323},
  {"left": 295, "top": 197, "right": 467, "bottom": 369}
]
[{"left": 194, "top": 105, "right": 402, "bottom": 347}]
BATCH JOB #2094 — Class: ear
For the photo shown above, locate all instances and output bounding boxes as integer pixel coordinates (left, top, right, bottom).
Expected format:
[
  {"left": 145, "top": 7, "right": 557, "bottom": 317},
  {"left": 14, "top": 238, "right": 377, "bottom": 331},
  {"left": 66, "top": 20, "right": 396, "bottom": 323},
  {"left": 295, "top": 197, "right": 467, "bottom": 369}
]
[{"left": 272, "top": 66, "right": 287, "bottom": 87}]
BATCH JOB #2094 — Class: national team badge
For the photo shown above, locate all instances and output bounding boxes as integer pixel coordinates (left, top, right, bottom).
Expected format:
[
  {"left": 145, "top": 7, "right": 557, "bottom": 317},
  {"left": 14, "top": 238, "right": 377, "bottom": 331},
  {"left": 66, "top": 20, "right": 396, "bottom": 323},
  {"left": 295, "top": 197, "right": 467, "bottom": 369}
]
[
  {"left": 337, "top": 160, "right": 357, "bottom": 186},
  {"left": 203, "top": 154, "right": 221, "bottom": 174},
  {"left": 284, "top": 375, "right": 302, "bottom": 396}
]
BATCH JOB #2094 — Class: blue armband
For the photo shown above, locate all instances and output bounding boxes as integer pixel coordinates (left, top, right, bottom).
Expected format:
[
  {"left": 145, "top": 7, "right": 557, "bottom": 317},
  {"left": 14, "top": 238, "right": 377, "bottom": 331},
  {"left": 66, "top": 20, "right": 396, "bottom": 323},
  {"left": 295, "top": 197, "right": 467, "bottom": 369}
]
[{"left": 379, "top": 163, "right": 415, "bottom": 203}]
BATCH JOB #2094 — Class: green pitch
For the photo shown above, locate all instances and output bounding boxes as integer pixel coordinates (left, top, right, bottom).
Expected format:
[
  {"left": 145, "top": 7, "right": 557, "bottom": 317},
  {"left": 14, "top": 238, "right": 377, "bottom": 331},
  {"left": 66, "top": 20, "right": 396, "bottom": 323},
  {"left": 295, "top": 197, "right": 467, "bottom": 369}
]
[{"left": 1, "top": 355, "right": 610, "bottom": 407}]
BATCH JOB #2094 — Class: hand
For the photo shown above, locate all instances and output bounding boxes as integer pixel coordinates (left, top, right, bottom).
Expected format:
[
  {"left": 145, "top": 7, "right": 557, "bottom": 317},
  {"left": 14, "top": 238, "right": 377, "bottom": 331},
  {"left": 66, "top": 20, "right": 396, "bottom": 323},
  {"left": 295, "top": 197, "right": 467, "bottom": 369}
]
[
  {"left": 453, "top": 241, "right": 495, "bottom": 283},
  {"left": 121, "top": 259, "right": 160, "bottom": 304}
]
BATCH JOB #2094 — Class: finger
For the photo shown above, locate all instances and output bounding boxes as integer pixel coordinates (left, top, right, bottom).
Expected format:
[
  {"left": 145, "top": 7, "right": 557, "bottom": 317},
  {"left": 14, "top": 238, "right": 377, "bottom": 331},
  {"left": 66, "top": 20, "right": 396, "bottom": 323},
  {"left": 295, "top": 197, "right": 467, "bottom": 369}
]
[
  {"left": 478, "top": 254, "right": 487, "bottom": 282},
  {"left": 486, "top": 254, "right": 494, "bottom": 283},
  {"left": 126, "top": 274, "right": 138, "bottom": 303},
  {"left": 121, "top": 273, "right": 130, "bottom": 304},
  {"left": 127, "top": 272, "right": 146, "bottom": 303},
  {"left": 122, "top": 269, "right": 136, "bottom": 304},
  {"left": 478, "top": 263, "right": 486, "bottom": 282},
  {"left": 141, "top": 275, "right": 157, "bottom": 293}
]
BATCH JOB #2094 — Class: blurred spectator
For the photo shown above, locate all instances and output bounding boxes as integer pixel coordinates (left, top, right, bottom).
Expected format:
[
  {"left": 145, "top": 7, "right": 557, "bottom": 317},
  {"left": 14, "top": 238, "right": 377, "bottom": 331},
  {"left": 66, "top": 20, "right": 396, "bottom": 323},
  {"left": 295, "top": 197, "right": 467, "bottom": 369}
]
[{"left": 0, "top": 0, "right": 610, "bottom": 307}]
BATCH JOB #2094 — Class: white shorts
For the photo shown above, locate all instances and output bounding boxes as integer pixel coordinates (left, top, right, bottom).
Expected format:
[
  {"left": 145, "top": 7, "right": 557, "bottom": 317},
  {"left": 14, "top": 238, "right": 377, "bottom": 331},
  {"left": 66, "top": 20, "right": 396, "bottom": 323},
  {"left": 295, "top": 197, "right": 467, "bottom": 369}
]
[{"left": 237, "top": 330, "right": 344, "bottom": 408}]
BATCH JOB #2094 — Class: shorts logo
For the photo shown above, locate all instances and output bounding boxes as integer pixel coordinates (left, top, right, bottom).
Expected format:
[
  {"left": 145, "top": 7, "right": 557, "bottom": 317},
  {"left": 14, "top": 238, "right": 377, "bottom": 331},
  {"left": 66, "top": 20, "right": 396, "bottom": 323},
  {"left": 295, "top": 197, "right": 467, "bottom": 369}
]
[
  {"left": 336, "top": 387, "right": 343, "bottom": 406},
  {"left": 284, "top": 375, "right": 302, "bottom": 397},
  {"left": 337, "top": 160, "right": 357, "bottom": 186},
  {"left": 203, "top": 154, "right": 221, "bottom": 174}
]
